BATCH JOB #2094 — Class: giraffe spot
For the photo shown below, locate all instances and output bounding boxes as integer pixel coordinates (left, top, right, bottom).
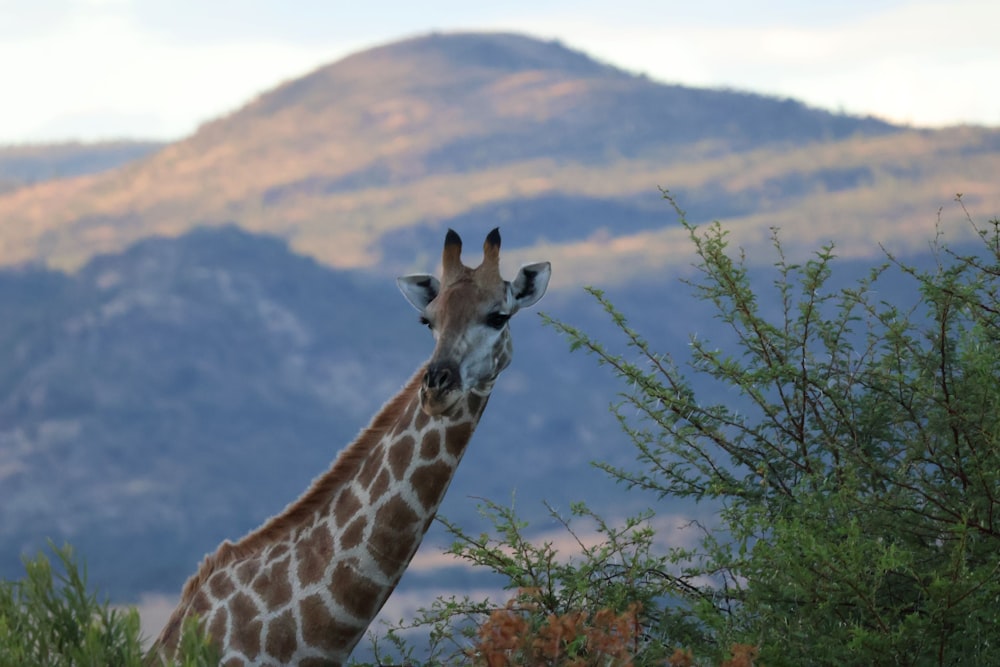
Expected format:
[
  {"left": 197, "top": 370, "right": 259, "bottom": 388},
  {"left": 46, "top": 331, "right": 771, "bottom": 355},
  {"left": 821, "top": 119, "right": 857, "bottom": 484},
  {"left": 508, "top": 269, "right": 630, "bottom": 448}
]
[
  {"left": 357, "top": 444, "right": 384, "bottom": 488},
  {"left": 333, "top": 487, "right": 362, "bottom": 527},
  {"left": 190, "top": 590, "right": 212, "bottom": 616},
  {"left": 270, "top": 543, "right": 289, "bottom": 559},
  {"left": 252, "top": 556, "right": 293, "bottom": 609},
  {"left": 207, "top": 607, "right": 228, "bottom": 646},
  {"left": 369, "top": 468, "right": 391, "bottom": 501},
  {"left": 392, "top": 400, "right": 418, "bottom": 437},
  {"left": 264, "top": 609, "right": 297, "bottom": 664},
  {"left": 296, "top": 524, "right": 334, "bottom": 587},
  {"left": 327, "top": 563, "right": 384, "bottom": 621},
  {"left": 388, "top": 435, "right": 415, "bottom": 479},
  {"left": 156, "top": 616, "right": 183, "bottom": 656},
  {"left": 411, "top": 461, "right": 453, "bottom": 510},
  {"left": 467, "top": 391, "right": 488, "bottom": 417},
  {"left": 208, "top": 571, "right": 235, "bottom": 600},
  {"left": 413, "top": 407, "right": 430, "bottom": 432},
  {"left": 302, "top": 659, "right": 341, "bottom": 667},
  {"left": 235, "top": 559, "right": 258, "bottom": 586},
  {"left": 340, "top": 515, "right": 368, "bottom": 551},
  {"left": 229, "top": 592, "right": 262, "bottom": 660},
  {"left": 299, "top": 588, "right": 375, "bottom": 652},
  {"left": 419, "top": 430, "right": 441, "bottom": 460},
  {"left": 445, "top": 422, "right": 473, "bottom": 458},
  {"left": 369, "top": 495, "right": 420, "bottom": 575}
]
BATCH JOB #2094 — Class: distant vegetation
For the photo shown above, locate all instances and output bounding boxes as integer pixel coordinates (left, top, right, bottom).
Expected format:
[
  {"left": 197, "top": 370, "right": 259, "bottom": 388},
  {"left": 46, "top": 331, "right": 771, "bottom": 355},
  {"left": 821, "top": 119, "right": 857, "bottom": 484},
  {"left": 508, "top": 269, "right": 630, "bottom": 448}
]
[
  {"left": 362, "top": 199, "right": 1000, "bottom": 665},
  {"left": 0, "top": 544, "right": 215, "bottom": 666},
  {"left": 0, "top": 140, "right": 161, "bottom": 194}
]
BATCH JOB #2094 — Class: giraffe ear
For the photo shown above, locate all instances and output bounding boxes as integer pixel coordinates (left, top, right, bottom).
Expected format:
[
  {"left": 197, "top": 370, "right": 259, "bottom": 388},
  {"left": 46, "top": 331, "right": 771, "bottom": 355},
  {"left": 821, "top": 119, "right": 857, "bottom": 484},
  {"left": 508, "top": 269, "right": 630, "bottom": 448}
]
[
  {"left": 510, "top": 262, "right": 551, "bottom": 311},
  {"left": 397, "top": 274, "right": 441, "bottom": 312}
]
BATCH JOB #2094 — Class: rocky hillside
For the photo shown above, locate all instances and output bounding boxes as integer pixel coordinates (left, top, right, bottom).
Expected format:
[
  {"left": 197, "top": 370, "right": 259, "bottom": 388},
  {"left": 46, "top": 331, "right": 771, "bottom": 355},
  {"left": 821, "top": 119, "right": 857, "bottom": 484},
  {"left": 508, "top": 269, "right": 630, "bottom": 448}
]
[{"left": 5, "top": 31, "right": 987, "bottom": 284}]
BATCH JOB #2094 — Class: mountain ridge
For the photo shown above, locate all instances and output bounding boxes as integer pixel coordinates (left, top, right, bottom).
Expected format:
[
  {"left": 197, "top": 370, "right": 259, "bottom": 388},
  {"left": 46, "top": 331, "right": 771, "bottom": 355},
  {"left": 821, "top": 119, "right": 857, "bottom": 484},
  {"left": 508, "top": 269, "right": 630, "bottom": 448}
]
[{"left": 0, "top": 30, "right": 927, "bottom": 280}]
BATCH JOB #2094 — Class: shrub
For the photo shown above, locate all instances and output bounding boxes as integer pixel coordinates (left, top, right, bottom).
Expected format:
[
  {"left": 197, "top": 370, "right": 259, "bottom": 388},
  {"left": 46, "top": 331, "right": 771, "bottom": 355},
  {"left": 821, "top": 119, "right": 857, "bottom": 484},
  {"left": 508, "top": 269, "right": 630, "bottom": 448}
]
[{"left": 0, "top": 543, "right": 216, "bottom": 667}]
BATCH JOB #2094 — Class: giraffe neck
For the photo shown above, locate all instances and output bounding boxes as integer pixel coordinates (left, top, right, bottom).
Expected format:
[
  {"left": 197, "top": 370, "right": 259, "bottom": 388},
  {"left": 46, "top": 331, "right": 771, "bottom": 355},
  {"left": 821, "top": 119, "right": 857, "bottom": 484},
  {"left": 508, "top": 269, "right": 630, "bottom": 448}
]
[{"left": 153, "top": 365, "right": 492, "bottom": 665}]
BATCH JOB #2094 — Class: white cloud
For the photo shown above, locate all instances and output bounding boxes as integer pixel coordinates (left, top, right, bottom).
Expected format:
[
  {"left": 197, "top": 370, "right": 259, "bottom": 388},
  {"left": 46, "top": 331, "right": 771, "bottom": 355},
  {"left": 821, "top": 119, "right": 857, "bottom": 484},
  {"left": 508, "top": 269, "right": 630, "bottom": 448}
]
[
  {"left": 0, "top": 0, "right": 997, "bottom": 142},
  {"left": 509, "top": 0, "right": 1000, "bottom": 126},
  {"left": 0, "top": 10, "right": 349, "bottom": 142}
]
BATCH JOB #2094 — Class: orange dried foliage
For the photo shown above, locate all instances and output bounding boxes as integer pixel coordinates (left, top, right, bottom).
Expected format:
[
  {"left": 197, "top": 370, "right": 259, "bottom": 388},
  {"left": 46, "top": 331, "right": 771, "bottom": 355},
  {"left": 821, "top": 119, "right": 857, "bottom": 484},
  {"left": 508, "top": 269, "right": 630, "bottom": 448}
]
[
  {"left": 668, "top": 647, "right": 694, "bottom": 666},
  {"left": 720, "top": 643, "right": 759, "bottom": 667},
  {"left": 468, "top": 590, "right": 642, "bottom": 666}
]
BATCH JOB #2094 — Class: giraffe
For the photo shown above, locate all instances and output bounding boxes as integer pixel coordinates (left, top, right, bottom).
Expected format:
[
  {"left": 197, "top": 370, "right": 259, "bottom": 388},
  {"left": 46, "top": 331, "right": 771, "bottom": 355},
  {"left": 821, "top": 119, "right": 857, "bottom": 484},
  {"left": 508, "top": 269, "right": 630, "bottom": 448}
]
[{"left": 150, "top": 228, "right": 551, "bottom": 666}]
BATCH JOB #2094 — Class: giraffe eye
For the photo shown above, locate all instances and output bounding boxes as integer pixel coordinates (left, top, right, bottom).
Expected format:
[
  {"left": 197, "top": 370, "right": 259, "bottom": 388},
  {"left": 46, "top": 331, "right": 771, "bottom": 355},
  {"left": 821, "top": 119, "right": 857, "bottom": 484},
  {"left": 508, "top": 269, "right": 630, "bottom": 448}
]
[{"left": 485, "top": 312, "right": 510, "bottom": 329}]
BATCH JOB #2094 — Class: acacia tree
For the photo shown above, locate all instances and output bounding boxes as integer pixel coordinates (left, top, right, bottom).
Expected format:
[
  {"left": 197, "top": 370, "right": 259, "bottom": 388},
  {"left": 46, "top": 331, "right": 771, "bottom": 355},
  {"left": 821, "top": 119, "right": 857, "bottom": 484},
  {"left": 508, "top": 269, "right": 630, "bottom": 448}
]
[{"left": 366, "top": 198, "right": 1000, "bottom": 666}]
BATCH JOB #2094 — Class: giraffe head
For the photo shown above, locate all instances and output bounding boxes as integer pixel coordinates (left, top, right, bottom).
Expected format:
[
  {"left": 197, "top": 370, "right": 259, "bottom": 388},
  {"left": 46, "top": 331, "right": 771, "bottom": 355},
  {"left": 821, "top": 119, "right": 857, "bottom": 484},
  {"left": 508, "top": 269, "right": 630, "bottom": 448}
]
[{"left": 397, "top": 228, "right": 550, "bottom": 416}]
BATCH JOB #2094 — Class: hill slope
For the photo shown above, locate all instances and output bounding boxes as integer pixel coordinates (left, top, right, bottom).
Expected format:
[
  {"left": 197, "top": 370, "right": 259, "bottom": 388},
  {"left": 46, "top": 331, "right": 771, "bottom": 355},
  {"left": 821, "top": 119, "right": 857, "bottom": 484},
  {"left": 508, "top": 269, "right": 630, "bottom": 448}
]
[
  {"left": 0, "top": 30, "right": 951, "bottom": 282},
  {"left": 0, "top": 140, "right": 162, "bottom": 194}
]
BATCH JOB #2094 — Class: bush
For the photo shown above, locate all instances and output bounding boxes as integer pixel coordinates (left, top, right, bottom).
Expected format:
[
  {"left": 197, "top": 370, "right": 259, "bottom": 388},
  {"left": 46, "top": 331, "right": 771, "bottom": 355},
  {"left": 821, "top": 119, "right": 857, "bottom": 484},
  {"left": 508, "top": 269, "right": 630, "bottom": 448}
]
[{"left": 0, "top": 543, "right": 217, "bottom": 667}]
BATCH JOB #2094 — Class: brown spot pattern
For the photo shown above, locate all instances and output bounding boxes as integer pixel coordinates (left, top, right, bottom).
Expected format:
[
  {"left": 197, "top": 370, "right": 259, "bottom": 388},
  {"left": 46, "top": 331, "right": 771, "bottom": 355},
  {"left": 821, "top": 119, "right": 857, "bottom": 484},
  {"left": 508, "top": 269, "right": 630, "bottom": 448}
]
[
  {"left": 357, "top": 444, "right": 383, "bottom": 487},
  {"left": 413, "top": 407, "right": 429, "bottom": 431},
  {"left": 419, "top": 430, "right": 441, "bottom": 459},
  {"left": 333, "top": 488, "right": 362, "bottom": 527},
  {"left": 388, "top": 436, "right": 415, "bottom": 479},
  {"left": 340, "top": 516, "right": 367, "bottom": 551},
  {"left": 392, "top": 400, "right": 417, "bottom": 436},
  {"left": 235, "top": 560, "right": 258, "bottom": 586},
  {"left": 445, "top": 422, "right": 472, "bottom": 457},
  {"left": 369, "top": 468, "right": 390, "bottom": 501},
  {"left": 328, "top": 563, "right": 383, "bottom": 621},
  {"left": 296, "top": 525, "right": 334, "bottom": 587},
  {"left": 253, "top": 557, "right": 292, "bottom": 609},
  {"left": 467, "top": 392, "right": 488, "bottom": 417},
  {"left": 369, "top": 495, "right": 419, "bottom": 575},
  {"left": 230, "top": 592, "right": 262, "bottom": 659},
  {"left": 208, "top": 571, "right": 235, "bottom": 600},
  {"left": 264, "top": 609, "right": 297, "bottom": 663},
  {"left": 190, "top": 590, "right": 212, "bottom": 616},
  {"left": 207, "top": 608, "right": 228, "bottom": 646},
  {"left": 411, "top": 461, "right": 453, "bottom": 510},
  {"left": 302, "top": 659, "right": 338, "bottom": 667}
]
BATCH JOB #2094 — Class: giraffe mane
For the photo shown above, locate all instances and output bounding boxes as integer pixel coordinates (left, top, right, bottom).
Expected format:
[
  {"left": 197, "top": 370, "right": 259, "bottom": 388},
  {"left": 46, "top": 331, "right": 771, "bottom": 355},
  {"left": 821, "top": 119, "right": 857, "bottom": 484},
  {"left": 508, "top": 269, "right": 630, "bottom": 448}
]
[{"left": 170, "top": 365, "right": 427, "bottom": 610}]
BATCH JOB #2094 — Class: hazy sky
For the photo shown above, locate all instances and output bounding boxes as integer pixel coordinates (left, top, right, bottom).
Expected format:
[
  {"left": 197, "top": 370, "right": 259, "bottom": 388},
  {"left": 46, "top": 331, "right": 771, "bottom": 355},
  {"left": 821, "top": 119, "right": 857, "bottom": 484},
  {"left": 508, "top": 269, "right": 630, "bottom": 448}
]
[{"left": 1, "top": 0, "right": 997, "bottom": 143}]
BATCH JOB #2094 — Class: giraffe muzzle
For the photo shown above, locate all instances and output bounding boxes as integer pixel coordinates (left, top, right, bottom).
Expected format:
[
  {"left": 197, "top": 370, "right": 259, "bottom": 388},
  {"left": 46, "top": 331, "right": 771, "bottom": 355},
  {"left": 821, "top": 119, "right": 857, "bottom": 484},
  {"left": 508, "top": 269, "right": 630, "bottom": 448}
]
[
  {"left": 420, "top": 360, "right": 462, "bottom": 415},
  {"left": 424, "top": 360, "right": 459, "bottom": 392}
]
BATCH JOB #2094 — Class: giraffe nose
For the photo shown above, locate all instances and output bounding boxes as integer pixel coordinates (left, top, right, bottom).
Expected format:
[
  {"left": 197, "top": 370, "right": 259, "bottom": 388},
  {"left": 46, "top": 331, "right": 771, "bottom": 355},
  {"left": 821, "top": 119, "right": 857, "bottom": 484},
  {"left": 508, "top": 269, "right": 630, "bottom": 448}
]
[{"left": 424, "top": 360, "right": 459, "bottom": 392}]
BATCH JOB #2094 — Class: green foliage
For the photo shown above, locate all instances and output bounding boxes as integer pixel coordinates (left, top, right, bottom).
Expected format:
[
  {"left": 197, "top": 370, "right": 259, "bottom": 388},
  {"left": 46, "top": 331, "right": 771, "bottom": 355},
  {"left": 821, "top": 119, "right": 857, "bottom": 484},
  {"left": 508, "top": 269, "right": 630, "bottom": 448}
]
[
  {"left": 364, "top": 196, "right": 1000, "bottom": 666},
  {"left": 365, "top": 500, "right": 680, "bottom": 666},
  {"left": 0, "top": 543, "right": 217, "bottom": 667},
  {"left": 545, "top": 196, "right": 1000, "bottom": 665}
]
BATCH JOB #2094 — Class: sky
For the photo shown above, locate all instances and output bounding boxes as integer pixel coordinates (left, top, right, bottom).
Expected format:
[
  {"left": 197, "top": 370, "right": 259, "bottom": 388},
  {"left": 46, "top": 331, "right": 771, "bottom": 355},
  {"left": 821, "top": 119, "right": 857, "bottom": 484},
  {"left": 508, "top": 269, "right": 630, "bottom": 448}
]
[{"left": 1, "top": 0, "right": 998, "bottom": 144}]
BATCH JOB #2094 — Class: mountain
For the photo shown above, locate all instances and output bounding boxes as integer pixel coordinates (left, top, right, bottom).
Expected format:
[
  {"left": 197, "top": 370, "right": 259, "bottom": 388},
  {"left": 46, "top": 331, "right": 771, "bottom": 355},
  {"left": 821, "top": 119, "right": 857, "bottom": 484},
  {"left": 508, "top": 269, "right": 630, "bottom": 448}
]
[
  {"left": 0, "top": 141, "right": 163, "bottom": 194},
  {"left": 3, "top": 30, "right": 993, "bottom": 287}
]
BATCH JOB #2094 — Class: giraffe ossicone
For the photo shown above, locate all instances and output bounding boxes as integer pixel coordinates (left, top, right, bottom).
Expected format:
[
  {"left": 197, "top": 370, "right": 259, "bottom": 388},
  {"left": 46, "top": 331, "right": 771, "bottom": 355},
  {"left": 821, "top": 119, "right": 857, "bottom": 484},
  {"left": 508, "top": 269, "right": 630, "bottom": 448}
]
[{"left": 151, "top": 228, "right": 551, "bottom": 666}]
